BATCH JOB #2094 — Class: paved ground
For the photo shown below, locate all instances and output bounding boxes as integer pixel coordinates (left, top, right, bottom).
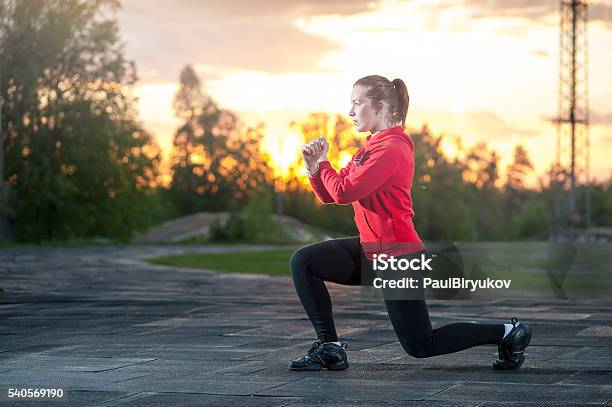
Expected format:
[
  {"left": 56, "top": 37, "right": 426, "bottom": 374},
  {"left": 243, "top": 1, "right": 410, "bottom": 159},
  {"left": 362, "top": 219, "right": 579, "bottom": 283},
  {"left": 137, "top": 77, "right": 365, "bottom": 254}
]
[{"left": 0, "top": 244, "right": 611, "bottom": 406}]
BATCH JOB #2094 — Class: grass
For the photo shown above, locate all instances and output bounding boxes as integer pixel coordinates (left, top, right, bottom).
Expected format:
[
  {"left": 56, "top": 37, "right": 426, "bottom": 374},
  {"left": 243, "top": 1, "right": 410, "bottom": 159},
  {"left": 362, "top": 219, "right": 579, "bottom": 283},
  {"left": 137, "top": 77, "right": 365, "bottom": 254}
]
[
  {"left": 449, "top": 241, "right": 612, "bottom": 272},
  {"left": 0, "top": 239, "right": 306, "bottom": 249},
  {"left": 146, "top": 248, "right": 611, "bottom": 295},
  {"left": 146, "top": 250, "right": 295, "bottom": 276},
  {"left": 484, "top": 270, "right": 612, "bottom": 294}
]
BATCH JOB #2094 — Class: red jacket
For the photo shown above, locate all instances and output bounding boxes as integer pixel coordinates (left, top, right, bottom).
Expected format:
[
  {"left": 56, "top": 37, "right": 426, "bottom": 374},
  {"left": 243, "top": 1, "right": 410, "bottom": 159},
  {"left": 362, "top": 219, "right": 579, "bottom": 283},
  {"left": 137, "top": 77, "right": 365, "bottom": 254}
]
[{"left": 309, "top": 126, "right": 425, "bottom": 260}]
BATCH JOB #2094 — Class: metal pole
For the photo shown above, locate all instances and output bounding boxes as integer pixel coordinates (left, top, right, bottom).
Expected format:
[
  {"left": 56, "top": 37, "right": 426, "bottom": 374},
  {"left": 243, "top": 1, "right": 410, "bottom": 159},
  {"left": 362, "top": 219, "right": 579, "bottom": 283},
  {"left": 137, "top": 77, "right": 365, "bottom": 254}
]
[
  {"left": 0, "top": 26, "right": 11, "bottom": 243},
  {"left": 275, "top": 176, "right": 283, "bottom": 216},
  {"left": 584, "top": 1, "right": 592, "bottom": 232},
  {"left": 569, "top": 0, "right": 578, "bottom": 240},
  {"left": 0, "top": 48, "right": 3, "bottom": 188},
  {"left": 0, "top": 44, "right": 5, "bottom": 242}
]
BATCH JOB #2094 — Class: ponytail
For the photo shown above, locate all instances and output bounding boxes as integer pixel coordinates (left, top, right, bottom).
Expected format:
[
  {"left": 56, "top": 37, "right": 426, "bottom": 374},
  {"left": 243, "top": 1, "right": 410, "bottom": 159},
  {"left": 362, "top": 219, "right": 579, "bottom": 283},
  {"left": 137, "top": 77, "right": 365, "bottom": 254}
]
[{"left": 392, "top": 78, "right": 409, "bottom": 127}]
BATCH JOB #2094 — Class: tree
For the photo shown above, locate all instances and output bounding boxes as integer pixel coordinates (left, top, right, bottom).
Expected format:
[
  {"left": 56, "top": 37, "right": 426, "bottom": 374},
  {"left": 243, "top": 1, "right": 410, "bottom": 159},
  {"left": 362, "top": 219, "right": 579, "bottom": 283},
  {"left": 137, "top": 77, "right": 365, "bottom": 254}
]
[
  {"left": 0, "top": 0, "right": 165, "bottom": 242},
  {"left": 513, "top": 201, "right": 550, "bottom": 239},
  {"left": 589, "top": 177, "right": 612, "bottom": 227},
  {"left": 168, "top": 65, "right": 274, "bottom": 215},
  {"left": 504, "top": 144, "right": 535, "bottom": 232},
  {"left": 506, "top": 145, "right": 534, "bottom": 190},
  {"left": 461, "top": 142, "right": 504, "bottom": 240},
  {"left": 410, "top": 125, "right": 472, "bottom": 241}
]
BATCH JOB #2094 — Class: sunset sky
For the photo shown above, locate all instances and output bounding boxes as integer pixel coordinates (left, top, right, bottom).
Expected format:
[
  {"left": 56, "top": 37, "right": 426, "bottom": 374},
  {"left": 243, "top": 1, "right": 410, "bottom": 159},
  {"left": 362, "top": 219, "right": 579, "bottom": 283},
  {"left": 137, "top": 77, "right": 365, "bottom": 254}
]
[{"left": 116, "top": 0, "right": 612, "bottom": 186}]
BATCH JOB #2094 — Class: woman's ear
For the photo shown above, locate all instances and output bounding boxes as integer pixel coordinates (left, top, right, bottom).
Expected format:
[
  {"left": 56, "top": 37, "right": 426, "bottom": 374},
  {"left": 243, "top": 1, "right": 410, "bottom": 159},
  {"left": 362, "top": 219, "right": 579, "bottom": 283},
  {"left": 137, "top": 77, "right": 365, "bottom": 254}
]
[{"left": 375, "top": 100, "right": 385, "bottom": 116}]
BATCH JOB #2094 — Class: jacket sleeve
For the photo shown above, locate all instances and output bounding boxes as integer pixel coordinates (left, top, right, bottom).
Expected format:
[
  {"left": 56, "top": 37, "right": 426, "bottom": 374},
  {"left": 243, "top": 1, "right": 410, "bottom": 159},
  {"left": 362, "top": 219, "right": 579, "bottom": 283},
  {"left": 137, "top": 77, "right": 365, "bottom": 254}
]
[
  {"left": 308, "top": 160, "right": 353, "bottom": 204},
  {"left": 318, "top": 147, "right": 399, "bottom": 204}
]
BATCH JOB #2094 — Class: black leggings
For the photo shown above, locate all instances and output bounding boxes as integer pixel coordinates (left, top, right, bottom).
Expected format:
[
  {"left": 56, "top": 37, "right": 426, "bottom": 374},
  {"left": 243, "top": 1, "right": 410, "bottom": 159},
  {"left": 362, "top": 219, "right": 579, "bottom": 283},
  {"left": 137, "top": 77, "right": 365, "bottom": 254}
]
[{"left": 290, "top": 236, "right": 504, "bottom": 358}]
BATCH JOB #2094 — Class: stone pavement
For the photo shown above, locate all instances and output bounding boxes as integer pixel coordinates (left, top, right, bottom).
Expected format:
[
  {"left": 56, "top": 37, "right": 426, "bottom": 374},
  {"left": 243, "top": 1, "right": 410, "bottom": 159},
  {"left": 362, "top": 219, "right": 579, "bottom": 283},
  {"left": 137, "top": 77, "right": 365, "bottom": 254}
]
[{"left": 0, "top": 244, "right": 611, "bottom": 406}]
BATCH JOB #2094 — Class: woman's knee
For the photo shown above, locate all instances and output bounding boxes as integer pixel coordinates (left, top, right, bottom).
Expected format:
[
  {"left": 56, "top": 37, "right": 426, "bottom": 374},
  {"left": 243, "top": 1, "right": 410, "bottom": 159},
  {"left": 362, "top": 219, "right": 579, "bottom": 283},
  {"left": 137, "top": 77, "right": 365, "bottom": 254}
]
[
  {"left": 289, "top": 248, "right": 310, "bottom": 277},
  {"left": 399, "top": 339, "right": 432, "bottom": 358}
]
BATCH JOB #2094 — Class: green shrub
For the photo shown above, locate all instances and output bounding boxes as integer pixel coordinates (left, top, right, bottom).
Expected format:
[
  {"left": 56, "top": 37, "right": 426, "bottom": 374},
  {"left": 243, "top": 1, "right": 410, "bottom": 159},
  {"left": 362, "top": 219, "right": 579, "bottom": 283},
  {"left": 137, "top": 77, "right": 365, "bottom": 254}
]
[
  {"left": 209, "top": 192, "right": 294, "bottom": 244},
  {"left": 513, "top": 201, "right": 551, "bottom": 239}
]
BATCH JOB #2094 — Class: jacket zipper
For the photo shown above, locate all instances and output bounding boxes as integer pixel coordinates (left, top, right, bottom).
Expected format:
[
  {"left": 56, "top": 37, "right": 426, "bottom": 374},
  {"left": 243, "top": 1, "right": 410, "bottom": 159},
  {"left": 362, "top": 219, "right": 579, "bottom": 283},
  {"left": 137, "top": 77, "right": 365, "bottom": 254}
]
[{"left": 362, "top": 209, "right": 378, "bottom": 242}]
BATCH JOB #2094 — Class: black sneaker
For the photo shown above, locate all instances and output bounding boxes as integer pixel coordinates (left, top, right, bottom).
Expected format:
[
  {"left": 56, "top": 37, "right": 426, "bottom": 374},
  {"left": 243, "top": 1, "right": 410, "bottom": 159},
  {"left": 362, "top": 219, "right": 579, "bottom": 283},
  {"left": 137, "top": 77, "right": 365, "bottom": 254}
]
[
  {"left": 289, "top": 341, "right": 349, "bottom": 371},
  {"left": 493, "top": 317, "right": 532, "bottom": 370}
]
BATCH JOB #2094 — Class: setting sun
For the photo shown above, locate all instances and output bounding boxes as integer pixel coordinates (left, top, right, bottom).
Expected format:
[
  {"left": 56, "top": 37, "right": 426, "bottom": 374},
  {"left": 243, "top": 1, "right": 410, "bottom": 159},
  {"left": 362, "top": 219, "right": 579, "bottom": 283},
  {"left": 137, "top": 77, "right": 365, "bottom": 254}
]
[{"left": 264, "top": 130, "right": 305, "bottom": 180}]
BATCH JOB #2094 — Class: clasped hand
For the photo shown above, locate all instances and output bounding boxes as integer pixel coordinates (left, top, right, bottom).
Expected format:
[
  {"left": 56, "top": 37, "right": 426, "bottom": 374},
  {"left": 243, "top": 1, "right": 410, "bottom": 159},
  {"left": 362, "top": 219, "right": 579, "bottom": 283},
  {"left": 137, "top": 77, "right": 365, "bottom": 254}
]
[{"left": 301, "top": 137, "right": 329, "bottom": 171}]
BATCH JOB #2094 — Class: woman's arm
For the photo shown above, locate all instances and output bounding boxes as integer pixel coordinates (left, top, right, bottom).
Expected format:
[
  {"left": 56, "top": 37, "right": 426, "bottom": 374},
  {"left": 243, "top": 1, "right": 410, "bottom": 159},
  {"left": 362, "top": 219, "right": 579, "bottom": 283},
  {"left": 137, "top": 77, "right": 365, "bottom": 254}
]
[
  {"left": 308, "top": 160, "right": 353, "bottom": 205},
  {"left": 318, "top": 147, "right": 401, "bottom": 204}
]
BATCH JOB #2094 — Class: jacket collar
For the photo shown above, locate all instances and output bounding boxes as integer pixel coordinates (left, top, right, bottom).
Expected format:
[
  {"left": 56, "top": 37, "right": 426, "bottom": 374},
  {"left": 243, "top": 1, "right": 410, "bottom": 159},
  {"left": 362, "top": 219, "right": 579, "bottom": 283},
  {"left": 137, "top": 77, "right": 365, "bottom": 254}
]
[
  {"left": 365, "top": 126, "right": 413, "bottom": 151},
  {"left": 366, "top": 126, "right": 405, "bottom": 143}
]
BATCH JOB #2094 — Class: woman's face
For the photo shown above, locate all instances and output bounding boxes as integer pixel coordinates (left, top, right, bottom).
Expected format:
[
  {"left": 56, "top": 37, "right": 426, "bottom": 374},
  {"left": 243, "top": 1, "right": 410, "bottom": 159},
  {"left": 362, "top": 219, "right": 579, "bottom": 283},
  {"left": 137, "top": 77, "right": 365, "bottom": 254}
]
[{"left": 349, "top": 85, "right": 382, "bottom": 133}]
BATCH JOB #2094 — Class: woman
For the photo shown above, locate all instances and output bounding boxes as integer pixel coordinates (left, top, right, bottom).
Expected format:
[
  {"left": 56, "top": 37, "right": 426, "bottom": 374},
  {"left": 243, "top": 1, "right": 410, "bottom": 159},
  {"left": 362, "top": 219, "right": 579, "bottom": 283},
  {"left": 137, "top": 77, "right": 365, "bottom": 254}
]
[{"left": 289, "top": 75, "right": 532, "bottom": 371}]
